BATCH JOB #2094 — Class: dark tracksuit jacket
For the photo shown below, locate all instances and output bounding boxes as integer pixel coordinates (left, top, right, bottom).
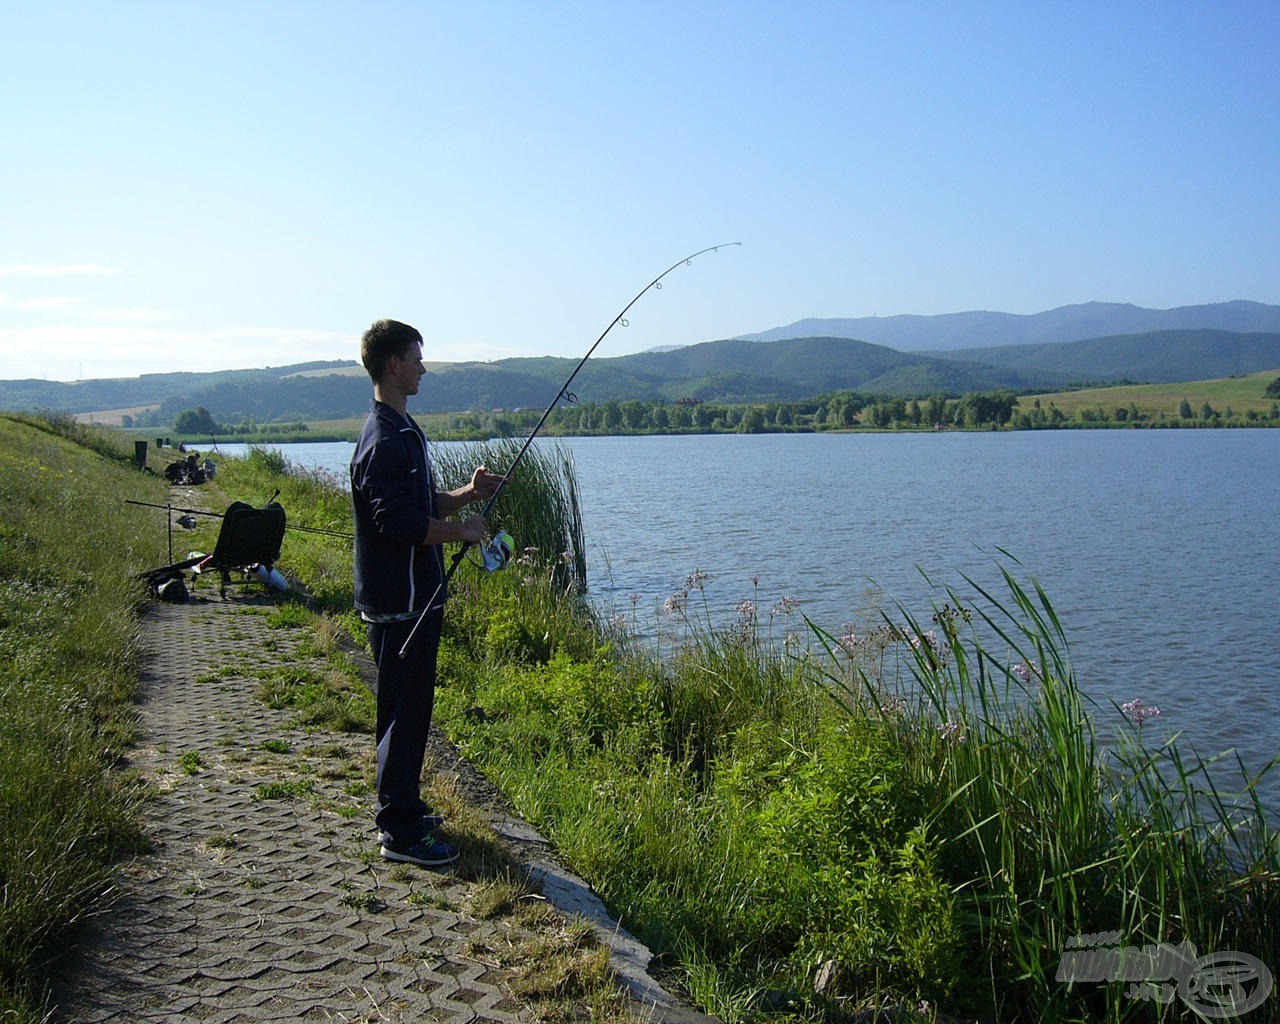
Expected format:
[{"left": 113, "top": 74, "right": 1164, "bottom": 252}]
[
  {"left": 350, "top": 400, "right": 448, "bottom": 843},
  {"left": 350, "top": 400, "right": 446, "bottom": 616}
]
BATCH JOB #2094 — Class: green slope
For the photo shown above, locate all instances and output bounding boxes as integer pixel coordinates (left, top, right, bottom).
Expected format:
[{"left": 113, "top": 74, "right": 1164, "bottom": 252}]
[
  {"left": 6, "top": 330, "right": 1277, "bottom": 423},
  {"left": 939, "top": 329, "right": 1280, "bottom": 382}
]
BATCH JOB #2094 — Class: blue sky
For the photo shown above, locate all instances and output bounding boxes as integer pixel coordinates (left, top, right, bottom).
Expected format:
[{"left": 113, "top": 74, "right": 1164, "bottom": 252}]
[{"left": 3, "top": 1, "right": 1278, "bottom": 382}]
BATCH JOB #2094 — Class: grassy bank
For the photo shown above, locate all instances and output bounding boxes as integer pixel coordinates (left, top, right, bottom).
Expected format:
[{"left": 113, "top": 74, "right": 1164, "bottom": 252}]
[
  {"left": 29, "top": 431, "right": 1275, "bottom": 1022},
  {"left": 0, "top": 425, "right": 627, "bottom": 1022},
  {"left": 0, "top": 413, "right": 168, "bottom": 1020},
  {"left": 207, "top": 441, "right": 1280, "bottom": 1021},
  {"left": 435, "top": 573, "right": 1279, "bottom": 1021}
]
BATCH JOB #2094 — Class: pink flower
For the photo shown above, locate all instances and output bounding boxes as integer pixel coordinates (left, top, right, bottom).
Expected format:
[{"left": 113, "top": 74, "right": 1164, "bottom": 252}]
[
  {"left": 773, "top": 595, "right": 801, "bottom": 616},
  {"left": 909, "top": 630, "right": 940, "bottom": 652},
  {"left": 1121, "top": 698, "right": 1161, "bottom": 727},
  {"left": 1012, "top": 663, "right": 1033, "bottom": 683}
]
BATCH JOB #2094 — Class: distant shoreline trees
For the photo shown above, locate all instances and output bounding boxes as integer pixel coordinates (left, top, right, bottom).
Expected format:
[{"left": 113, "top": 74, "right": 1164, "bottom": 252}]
[
  {"left": 416, "top": 388, "right": 1280, "bottom": 441},
  {"left": 165, "top": 386, "right": 1280, "bottom": 444}
]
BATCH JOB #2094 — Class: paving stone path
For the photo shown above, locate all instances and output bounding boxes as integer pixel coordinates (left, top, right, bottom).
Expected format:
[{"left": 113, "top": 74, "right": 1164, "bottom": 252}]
[{"left": 52, "top": 585, "right": 709, "bottom": 1024}]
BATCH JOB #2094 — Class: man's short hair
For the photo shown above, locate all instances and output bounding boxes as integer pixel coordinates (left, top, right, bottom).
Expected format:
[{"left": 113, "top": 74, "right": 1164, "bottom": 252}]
[{"left": 361, "top": 319, "right": 423, "bottom": 382}]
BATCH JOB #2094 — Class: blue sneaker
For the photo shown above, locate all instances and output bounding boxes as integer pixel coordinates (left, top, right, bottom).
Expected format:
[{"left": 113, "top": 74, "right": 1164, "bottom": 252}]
[
  {"left": 378, "top": 812, "right": 444, "bottom": 847},
  {"left": 380, "top": 836, "right": 459, "bottom": 868}
]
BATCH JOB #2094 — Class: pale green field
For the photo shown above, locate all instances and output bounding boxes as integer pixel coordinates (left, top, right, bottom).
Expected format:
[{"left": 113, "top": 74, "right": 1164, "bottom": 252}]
[
  {"left": 301, "top": 415, "right": 367, "bottom": 435},
  {"left": 1018, "top": 368, "right": 1280, "bottom": 416},
  {"left": 282, "top": 362, "right": 452, "bottom": 378}
]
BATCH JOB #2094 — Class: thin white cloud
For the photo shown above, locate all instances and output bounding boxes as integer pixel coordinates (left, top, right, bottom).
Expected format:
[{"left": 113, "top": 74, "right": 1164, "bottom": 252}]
[
  {"left": 430, "top": 341, "right": 550, "bottom": 363},
  {"left": 0, "top": 292, "right": 89, "bottom": 312},
  {"left": 0, "top": 287, "right": 177, "bottom": 325},
  {"left": 0, "top": 324, "right": 351, "bottom": 344},
  {"left": 0, "top": 264, "right": 124, "bottom": 277},
  {"left": 0, "top": 324, "right": 355, "bottom": 352},
  {"left": 79, "top": 306, "right": 176, "bottom": 324},
  {"left": 0, "top": 318, "right": 540, "bottom": 381},
  {"left": 0, "top": 323, "right": 359, "bottom": 381}
]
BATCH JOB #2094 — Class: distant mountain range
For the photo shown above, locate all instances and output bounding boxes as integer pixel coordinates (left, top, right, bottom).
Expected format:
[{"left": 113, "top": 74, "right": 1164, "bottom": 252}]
[
  {"left": 3, "top": 302, "right": 1279, "bottom": 423},
  {"left": 737, "top": 299, "right": 1280, "bottom": 351}
]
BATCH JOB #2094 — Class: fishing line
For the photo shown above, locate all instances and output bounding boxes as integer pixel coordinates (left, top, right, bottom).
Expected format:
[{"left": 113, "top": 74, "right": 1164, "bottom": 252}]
[
  {"left": 125, "top": 499, "right": 354, "bottom": 540},
  {"left": 398, "top": 241, "right": 742, "bottom": 659}
]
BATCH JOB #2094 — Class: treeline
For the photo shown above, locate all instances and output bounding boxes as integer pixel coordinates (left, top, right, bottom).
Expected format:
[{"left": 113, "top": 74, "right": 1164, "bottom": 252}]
[
  {"left": 165, "top": 405, "right": 317, "bottom": 440},
  {"left": 433, "top": 392, "right": 1006, "bottom": 438},
  {"left": 1014, "top": 396, "right": 1280, "bottom": 429},
  {"left": 168, "top": 385, "right": 1280, "bottom": 443},
  {"left": 426, "top": 390, "right": 1280, "bottom": 440}
]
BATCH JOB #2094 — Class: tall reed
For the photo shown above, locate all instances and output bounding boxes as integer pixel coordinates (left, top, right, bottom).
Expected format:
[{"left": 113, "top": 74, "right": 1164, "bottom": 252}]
[
  {"left": 808, "top": 566, "right": 1280, "bottom": 1020},
  {"left": 430, "top": 438, "right": 587, "bottom": 595}
]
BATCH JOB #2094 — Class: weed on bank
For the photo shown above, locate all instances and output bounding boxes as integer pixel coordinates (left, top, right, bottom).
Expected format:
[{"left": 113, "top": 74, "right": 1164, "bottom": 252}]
[
  {"left": 434, "top": 566, "right": 1279, "bottom": 1022},
  {"left": 406, "top": 446, "right": 1275, "bottom": 1023},
  {"left": 201, "top": 441, "right": 1280, "bottom": 1022},
  {"left": 0, "top": 414, "right": 167, "bottom": 1020}
]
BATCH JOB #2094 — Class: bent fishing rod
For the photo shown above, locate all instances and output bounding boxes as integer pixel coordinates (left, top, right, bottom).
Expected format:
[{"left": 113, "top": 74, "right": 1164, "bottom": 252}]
[{"left": 398, "top": 241, "right": 742, "bottom": 658}]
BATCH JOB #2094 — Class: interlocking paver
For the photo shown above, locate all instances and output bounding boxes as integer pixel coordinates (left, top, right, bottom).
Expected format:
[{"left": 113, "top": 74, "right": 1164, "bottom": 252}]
[{"left": 50, "top": 578, "right": 712, "bottom": 1024}]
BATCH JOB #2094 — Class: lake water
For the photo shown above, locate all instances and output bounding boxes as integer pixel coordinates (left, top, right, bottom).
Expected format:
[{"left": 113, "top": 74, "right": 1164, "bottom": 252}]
[{"left": 217, "top": 430, "right": 1280, "bottom": 802}]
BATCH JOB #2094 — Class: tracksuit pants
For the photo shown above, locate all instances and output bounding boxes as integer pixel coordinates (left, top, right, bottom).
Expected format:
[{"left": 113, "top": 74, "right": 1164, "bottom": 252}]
[{"left": 366, "top": 609, "right": 443, "bottom": 845}]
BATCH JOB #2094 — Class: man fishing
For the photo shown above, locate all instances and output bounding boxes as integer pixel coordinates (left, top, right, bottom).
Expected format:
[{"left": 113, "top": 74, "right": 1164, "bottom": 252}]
[{"left": 350, "top": 318, "right": 501, "bottom": 868}]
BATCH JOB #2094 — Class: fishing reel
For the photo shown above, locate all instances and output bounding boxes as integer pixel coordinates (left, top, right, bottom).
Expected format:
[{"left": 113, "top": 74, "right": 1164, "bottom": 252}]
[{"left": 479, "top": 529, "right": 515, "bottom": 572}]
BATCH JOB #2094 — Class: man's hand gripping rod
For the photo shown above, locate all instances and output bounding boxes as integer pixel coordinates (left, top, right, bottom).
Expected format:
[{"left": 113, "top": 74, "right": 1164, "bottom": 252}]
[{"left": 397, "top": 242, "right": 741, "bottom": 659}]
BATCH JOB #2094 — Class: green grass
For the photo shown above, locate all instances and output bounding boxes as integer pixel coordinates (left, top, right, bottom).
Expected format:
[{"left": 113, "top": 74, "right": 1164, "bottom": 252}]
[
  {"left": 177, "top": 751, "right": 205, "bottom": 775},
  {"left": 816, "top": 573, "right": 1280, "bottom": 1020},
  {"left": 196, "top": 431, "right": 1280, "bottom": 1021},
  {"left": 0, "top": 412, "right": 169, "bottom": 1021},
  {"left": 253, "top": 778, "right": 315, "bottom": 801},
  {"left": 21, "top": 419, "right": 1274, "bottom": 1023},
  {"left": 0, "top": 419, "right": 636, "bottom": 1024},
  {"left": 1022, "top": 368, "right": 1280, "bottom": 419},
  {"left": 255, "top": 660, "right": 375, "bottom": 733},
  {"left": 432, "top": 563, "right": 1280, "bottom": 1021}
]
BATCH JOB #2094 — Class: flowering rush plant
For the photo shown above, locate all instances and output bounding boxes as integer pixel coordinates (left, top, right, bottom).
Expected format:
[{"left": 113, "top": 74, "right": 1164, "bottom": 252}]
[{"left": 1120, "top": 698, "right": 1161, "bottom": 727}]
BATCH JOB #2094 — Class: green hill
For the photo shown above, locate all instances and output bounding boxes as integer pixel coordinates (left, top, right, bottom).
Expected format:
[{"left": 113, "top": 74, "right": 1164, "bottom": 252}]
[
  {"left": 5, "top": 329, "right": 1280, "bottom": 426},
  {"left": 937, "top": 329, "right": 1280, "bottom": 383}
]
